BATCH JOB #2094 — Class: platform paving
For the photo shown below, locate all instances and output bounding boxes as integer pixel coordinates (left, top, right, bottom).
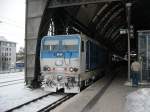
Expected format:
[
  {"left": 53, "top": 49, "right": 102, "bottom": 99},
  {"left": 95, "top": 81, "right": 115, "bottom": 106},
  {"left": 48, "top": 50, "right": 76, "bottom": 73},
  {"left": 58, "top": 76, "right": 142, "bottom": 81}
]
[
  {"left": 52, "top": 74, "right": 138, "bottom": 112},
  {"left": 52, "top": 75, "right": 112, "bottom": 112},
  {"left": 89, "top": 76, "right": 137, "bottom": 112}
]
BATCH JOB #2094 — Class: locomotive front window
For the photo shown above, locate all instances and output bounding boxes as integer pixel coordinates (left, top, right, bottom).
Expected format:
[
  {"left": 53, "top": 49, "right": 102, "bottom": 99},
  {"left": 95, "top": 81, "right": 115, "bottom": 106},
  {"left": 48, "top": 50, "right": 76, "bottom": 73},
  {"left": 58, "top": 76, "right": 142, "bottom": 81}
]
[
  {"left": 43, "top": 45, "right": 50, "bottom": 50},
  {"left": 62, "top": 39, "right": 78, "bottom": 51},
  {"left": 43, "top": 40, "right": 59, "bottom": 51}
]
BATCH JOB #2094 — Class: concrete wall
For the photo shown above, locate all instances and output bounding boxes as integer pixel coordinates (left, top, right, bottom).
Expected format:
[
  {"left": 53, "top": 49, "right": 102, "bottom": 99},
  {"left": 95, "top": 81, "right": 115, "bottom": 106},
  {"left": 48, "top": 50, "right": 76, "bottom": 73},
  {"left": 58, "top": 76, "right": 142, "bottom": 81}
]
[{"left": 25, "top": 0, "right": 48, "bottom": 85}]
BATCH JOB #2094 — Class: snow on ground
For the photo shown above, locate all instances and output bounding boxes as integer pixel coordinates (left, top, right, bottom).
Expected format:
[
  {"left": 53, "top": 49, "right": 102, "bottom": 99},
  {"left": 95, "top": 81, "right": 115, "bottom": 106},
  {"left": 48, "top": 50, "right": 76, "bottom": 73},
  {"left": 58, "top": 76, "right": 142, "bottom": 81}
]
[
  {"left": 0, "top": 72, "right": 51, "bottom": 112},
  {"left": 13, "top": 94, "right": 65, "bottom": 112},
  {"left": 0, "top": 77, "right": 24, "bottom": 83},
  {"left": 0, "top": 72, "right": 24, "bottom": 80},
  {"left": 0, "top": 72, "right": 24, "bottom": 87},
  {"left": 125, "top": 88, "right": 150, "bottom": 112},
  {"left": 0, "top": 71, "right": 24, "bottom": 76}
]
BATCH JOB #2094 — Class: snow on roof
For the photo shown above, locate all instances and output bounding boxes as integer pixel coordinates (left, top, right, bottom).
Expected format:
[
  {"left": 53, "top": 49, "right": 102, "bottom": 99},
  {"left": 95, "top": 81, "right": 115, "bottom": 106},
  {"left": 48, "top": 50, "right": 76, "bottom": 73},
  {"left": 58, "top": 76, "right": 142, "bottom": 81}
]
[
  {"left": 0, "top": 36, "right": 7, "bottom": 41},
  {"left": 0, "top": 36, "right": 16, "bottom": 43}
]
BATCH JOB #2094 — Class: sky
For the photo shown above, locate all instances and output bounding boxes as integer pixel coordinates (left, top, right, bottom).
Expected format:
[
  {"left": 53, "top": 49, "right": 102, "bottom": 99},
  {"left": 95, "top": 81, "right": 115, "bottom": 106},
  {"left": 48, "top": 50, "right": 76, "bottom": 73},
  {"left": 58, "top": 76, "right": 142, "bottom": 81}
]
[{"left": 0, "top": 0, "right": 25, "bottom": 52}]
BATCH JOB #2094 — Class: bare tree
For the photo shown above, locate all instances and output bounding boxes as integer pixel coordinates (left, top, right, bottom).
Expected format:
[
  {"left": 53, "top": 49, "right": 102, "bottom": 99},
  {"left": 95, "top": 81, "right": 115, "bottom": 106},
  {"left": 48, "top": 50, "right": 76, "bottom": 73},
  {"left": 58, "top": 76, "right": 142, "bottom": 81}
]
[{"left": 16, "top": 47, "right": 24, "bottom": 62}]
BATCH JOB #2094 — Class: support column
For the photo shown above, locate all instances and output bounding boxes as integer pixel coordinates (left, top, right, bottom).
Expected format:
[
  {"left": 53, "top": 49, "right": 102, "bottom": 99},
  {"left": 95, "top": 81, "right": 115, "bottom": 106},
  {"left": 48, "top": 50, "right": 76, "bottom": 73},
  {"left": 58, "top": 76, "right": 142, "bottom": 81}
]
[
  {"left": 126, "top": 3, "right": 132, "bottom": 81},
  {"left": 25, "top": 0, "right": 48, "bottom": 86}
]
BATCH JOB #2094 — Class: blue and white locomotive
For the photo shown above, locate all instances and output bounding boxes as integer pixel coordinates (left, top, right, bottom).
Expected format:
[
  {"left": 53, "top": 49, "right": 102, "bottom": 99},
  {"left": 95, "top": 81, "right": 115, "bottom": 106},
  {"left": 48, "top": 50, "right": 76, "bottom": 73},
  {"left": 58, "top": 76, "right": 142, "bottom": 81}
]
[{"left": 40, "top": 34, "right": 108, "bottom": 93}]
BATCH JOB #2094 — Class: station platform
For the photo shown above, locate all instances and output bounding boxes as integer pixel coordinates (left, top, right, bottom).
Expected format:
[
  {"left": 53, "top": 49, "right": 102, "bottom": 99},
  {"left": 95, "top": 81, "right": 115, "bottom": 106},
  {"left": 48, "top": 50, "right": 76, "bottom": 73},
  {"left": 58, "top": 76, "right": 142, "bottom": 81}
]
[{"left": 52, "top": 71, "right": 138, "bottom": 112}]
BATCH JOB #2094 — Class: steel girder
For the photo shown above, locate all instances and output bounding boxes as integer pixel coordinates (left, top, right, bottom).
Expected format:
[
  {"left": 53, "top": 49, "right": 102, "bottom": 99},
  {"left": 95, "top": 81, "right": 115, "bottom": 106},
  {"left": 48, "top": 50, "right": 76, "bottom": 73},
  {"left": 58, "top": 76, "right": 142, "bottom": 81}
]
[
  {"left": 94, "top": 3, "right": 125, "bottom": 54},
  {"left": 111, "top": 26, "right": 124, "bottom": 43},
  {"left": 90, "top": 3, "right": 109, "bottom": 24},
  {"left": 106, "top": 19, "right": 124, "bottom": 41},
  {"left": 96, "top": 3, "right": 122, "bottom": 30},
  {"left": 62, "top": 8, "right": 93, "bottom": 37},
  {"left": 48, "top": 0, "right": 121, "bottom": 8},
  {"left": 88, "top": 2, "right": 126, "bottom": 53},
  {"left": 103, "top": 16, "right": 122, "bottom": 39},
  {"left": 99, "top": 8, "right": 124, "bottom": 34}
]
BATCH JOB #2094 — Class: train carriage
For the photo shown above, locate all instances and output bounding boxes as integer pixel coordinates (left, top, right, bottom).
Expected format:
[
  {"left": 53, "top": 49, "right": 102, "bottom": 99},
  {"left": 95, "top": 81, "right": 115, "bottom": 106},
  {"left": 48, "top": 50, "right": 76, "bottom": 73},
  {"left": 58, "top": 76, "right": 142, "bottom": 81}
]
[{"left": 40, "top": 34, "right": 108, "bottom": 93}]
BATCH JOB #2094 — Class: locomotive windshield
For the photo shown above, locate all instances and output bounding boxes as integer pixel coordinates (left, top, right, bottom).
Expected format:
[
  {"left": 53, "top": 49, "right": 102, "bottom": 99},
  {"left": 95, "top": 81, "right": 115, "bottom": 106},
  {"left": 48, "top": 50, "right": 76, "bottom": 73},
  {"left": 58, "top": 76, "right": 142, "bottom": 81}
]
[
  {"left": 43, "top": 40, "right": 59, "bottom": 51},
  {"left": 42, "top": 35, "right": 80, "bottom": 52},
  {"left": 62, "top": 39, "right": 78, "bottom": 51}
]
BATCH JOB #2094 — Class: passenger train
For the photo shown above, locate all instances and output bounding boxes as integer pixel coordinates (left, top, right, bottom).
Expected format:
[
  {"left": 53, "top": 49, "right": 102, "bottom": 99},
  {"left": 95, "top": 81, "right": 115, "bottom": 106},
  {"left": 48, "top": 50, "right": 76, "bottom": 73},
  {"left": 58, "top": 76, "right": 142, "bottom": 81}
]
[{"left": 40, "top": 34, "right": 108, "bottom": 93}]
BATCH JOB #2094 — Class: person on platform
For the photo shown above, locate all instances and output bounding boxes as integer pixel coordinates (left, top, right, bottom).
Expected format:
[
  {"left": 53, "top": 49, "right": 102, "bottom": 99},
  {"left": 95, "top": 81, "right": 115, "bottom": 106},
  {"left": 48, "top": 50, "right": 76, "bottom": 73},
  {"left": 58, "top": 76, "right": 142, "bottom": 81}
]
[{"left": 131, "top": 59, "right": 141, "bottom": 87}]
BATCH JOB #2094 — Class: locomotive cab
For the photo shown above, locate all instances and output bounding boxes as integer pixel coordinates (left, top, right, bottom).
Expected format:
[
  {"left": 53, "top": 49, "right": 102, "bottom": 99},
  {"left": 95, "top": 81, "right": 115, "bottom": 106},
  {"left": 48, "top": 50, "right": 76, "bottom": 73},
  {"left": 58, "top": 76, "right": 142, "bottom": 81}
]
[{"left": 40, "top": 35, "right": 81, "bottom": 93}]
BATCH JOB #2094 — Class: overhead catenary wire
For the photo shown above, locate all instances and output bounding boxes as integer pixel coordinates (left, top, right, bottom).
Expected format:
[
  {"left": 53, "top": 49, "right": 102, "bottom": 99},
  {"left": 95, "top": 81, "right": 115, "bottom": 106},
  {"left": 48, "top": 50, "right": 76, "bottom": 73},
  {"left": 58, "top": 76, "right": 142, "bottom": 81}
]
[{"left": 0, "top": 16, "right": 25, "bottom": 29}]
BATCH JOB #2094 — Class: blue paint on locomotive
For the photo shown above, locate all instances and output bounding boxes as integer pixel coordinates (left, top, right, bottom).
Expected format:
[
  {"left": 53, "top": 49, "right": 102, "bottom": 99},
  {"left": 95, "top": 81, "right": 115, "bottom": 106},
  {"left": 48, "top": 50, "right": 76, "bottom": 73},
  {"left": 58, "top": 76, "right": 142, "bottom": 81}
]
[
  {"left": 40, "top": 51, "right": 79, "bottom": 58},
  {"left": 40, "top": 35, "right": 80, "bottom": 59},
  {"left": 86, "top": 41, "right": 108, "bottom": 70}
]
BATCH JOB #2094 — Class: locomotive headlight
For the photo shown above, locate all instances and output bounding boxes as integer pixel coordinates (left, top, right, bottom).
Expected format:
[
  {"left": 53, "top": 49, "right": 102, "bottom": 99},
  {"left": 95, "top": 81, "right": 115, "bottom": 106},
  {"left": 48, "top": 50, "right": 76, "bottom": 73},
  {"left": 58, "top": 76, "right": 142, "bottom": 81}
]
[
  {"left": 69, "top": 67, "right": 74, "bottom": 72},
  {"left": 47, "top": 67, "right": 51, "bottom": 71},
  {"left": 57, "top": 75, "right": 63, "bottom": 81}
]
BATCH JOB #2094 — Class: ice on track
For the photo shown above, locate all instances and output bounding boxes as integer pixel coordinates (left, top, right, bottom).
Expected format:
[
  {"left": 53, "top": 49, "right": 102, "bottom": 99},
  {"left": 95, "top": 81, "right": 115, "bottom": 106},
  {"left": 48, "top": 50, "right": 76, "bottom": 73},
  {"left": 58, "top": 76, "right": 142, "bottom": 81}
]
[
  {"left": 0, "top": 72, "right": 51, "bottom": 112},
  {"left": 125, "top": 88, "right": 150, "bottom": 112}
]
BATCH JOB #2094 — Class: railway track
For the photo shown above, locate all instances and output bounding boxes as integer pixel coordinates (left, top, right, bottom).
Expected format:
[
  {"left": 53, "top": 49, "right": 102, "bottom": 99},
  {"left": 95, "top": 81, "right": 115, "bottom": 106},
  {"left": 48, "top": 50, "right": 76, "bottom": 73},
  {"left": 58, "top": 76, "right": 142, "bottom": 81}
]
[
  {"left": 0, "top": 79, "right": 24, "bottom": 87},
  {"left": 5, "top": 92, "right": 74, "bottom": 112},
  {"left": 38, "top": 94, "right": 74, "bottom": 112}
]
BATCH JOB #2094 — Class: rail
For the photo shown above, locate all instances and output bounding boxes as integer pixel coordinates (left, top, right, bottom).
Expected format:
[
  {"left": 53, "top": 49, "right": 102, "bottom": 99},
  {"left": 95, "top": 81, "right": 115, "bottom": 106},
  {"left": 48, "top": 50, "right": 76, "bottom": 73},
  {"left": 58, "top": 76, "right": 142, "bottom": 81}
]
[{"left": 5, "top": 92, "right": 74, "bottom": 112}]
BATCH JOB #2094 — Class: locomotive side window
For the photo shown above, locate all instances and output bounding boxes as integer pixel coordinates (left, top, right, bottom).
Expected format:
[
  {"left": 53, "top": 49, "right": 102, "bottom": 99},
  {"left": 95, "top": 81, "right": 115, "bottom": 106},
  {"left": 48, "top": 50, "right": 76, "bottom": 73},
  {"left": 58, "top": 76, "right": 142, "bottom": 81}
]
[
  {"left": 62, "top": 39, "right": 78, "bottom": 51},
  {"left": 43, "top": 40, "right": 59, "bottom": 51},
  {"left": 81, "top": 41, "right": 84, "bottom": 52}
]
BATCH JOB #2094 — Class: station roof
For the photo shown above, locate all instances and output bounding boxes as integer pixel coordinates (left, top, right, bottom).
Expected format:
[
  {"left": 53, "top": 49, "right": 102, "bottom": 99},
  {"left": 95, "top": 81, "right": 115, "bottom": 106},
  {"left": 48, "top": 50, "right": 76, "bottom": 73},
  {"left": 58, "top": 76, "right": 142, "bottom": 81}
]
[{"left": 46, "top": 0, "right": 150, "bottom": 56}]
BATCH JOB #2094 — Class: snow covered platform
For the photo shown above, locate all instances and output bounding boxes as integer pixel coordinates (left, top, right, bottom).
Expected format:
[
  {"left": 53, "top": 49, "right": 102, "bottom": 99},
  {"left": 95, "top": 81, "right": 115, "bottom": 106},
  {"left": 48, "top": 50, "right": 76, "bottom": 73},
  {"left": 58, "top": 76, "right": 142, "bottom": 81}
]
[
  {"left": 125, "top": 88, "right": 150, "bottom": 112},
  {"left": 52, "top": 74, "right": 140, "bottom": 112},
  {"left": 0, "top": 72, "right": 50, "bottom": 112}
]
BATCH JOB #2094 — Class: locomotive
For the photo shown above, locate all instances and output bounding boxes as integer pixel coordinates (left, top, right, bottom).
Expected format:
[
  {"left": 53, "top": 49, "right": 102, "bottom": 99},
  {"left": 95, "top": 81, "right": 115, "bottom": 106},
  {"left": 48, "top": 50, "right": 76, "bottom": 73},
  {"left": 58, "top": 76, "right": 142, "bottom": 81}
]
[{"left": 40, "top": 34, "right": 108, "bottom": 93}]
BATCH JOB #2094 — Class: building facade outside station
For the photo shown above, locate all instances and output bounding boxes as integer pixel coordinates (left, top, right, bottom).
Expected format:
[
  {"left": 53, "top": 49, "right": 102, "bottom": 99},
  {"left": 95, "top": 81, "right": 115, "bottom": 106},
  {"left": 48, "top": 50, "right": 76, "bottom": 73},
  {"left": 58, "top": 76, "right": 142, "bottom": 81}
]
[{"left": 0, "top": 36, "right": 16, "bottom": 72}]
